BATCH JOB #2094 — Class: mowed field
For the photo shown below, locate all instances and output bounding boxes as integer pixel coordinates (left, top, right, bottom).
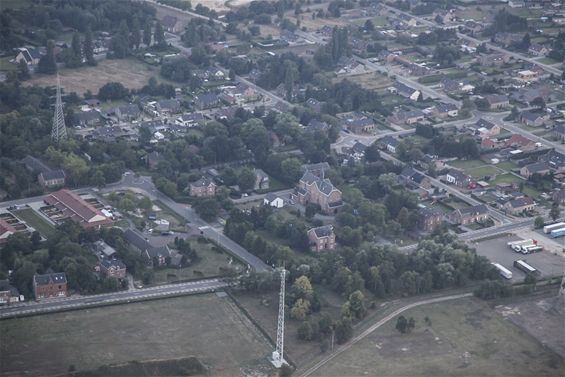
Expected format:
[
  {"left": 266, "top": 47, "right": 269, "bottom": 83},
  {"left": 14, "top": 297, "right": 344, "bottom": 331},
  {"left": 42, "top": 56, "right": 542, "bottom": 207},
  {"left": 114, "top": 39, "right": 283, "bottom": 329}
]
[
  {"left": 310, "top": 297, "right": 565, "bottom": 377},
  {"left": 24, "top": 59, "right": 163, "bottom": 95},
  {"left": 0, "top": 294, "right": 276, "bottom": 377}
]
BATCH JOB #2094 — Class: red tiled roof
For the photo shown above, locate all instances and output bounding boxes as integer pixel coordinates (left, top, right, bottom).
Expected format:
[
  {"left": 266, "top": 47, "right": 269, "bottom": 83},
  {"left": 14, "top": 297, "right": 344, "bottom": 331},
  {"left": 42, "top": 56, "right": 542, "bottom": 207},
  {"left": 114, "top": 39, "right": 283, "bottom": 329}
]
[
  {"left": 45, "top": 189, "right": 112, "bottom": 229},
  {"left": 0, "top": 218, "right": 16, "bottom": 236}
]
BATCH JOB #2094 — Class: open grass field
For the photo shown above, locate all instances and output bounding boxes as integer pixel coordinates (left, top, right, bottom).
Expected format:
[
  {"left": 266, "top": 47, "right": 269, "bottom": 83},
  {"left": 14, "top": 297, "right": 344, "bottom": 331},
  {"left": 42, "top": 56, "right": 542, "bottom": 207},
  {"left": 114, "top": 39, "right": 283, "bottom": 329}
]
[
  {"left": 0, "top": 294, "right": 275, "bottom": 377},
  {"left": 12, "top": 208, "right": 55, "bottom": 238},
  {"left": 25, "top": 59, "right": 164, "bottom": 96},
  {"left": 495, "top": 161, "right": 518, "bottom": 171},
  {"left": 491, "top": 173, "right": 524, "bottom": 185},
  {"left": 311, "top": 297, "right": 565, "bottom": 377},
  {"left": 449, "top": 159, "right": 486, "bottom": 170},
  {"left": 343, "top": 72, "right": 393, "bottom": 91},
  {"left": 466, "top": 165, "right": 500, "bottom": 178},
  {"left": 153, "top": 239, "right": 243, "bottom": 283}
]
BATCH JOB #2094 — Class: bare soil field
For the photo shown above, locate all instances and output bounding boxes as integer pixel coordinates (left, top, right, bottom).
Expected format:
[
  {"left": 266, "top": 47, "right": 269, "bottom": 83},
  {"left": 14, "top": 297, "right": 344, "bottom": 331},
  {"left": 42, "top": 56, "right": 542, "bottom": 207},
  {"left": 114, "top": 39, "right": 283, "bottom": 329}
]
[
  {"left": 310, "top": 296, "right": 565, "bottom": 377},
  {"left": 300, "top": 14, "right": 347, "bottom": 32},
  {"left": 25, "top": 59, "right": 163, "bottom": 95},
  {"left": 0, "top": 294, "right": 275, "bottom": 377}
]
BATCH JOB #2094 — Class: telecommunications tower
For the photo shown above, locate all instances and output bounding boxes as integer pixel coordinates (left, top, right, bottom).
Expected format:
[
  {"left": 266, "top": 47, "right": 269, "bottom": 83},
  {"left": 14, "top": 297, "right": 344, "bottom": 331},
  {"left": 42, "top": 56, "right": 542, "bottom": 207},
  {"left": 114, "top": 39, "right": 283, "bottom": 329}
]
[
  {"left": 270, "top": 267, "right": 287, "bottom": 368},
  {"left": 51, "top": 73, "right": 68, "bottom": 144}
]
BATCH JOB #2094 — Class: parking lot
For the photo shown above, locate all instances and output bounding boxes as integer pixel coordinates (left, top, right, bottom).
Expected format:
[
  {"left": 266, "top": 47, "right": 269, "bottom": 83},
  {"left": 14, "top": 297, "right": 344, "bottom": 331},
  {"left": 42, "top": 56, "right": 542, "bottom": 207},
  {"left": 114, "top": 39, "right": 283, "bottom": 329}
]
[{"left": 472, "top": 233, "right": 565, "bottom": 283}]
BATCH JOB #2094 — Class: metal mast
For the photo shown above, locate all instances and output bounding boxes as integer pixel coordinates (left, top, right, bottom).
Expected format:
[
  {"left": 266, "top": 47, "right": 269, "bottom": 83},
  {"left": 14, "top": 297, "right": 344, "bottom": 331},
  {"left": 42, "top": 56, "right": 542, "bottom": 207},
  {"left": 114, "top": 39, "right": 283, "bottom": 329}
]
[
  {"left": 51, "top": 73, "right": 67, "bottom": 144},
  {"left": 271, "top": 267, "right": 286, "bottom": 368}
]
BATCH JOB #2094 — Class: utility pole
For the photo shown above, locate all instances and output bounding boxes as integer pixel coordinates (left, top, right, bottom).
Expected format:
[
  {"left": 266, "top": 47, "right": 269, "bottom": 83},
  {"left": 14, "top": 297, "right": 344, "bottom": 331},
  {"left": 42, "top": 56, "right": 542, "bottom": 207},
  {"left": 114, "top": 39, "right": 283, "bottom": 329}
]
[
  {"left": 51, "top": 73, "right": 68, "bottom": 145},
  {"left": 270, "top": 267, "right": 286, "bottom": 368}
]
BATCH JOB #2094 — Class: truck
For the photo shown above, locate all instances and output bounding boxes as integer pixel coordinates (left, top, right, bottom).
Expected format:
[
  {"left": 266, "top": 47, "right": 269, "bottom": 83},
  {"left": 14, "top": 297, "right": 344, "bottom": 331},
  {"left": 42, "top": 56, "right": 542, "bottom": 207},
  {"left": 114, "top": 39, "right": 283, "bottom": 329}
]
[
  {"left": 521, "top": 245, "right": 543, "bottom": 254},
  {"left": 491, "top": 263, "right": 513, "bottom": 279},
  {"left": 543, "top": 222, "right": 565, "bottom": 234},
  {"left": 550, "top": 227, "right": 565, "bottom": 238},
  {"left": 507, "top": 239, "right": 533, "bottom": 249},
  {"left": 513, "top": 260, "right": 540, "bottom": 277}
]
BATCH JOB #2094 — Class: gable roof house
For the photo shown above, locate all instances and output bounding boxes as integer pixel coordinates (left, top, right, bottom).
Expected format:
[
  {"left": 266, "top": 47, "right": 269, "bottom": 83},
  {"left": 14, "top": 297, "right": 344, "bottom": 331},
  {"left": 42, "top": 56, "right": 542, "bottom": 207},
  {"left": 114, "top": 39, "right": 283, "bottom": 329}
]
[
  {"left": 389, "top": 82, "right": 421, "bottom": 101},
  {"left": 504, "top": 196, "right": 535, "bottom": 214},
  {"left": 0, "top": 219, "right": 17, "bottom": 246},
  {"left": 194, "top": 92, "right": 221, "bottom": 110},
  {"left": 175, "top": 112, "right": 205, "bottom": 127},
  {"left": 307, "top": 119, "right": 330, "bottom": 133},
  {"left": 520, "top": 162, "right": 551, "bottom": 178},
  {"left": 554, "top": 124, "right": 565, "bottom": 142},
  {"left": 14, "top": 47, "right": 42, "bottom": 66},
  {"left": 399, "top": 167, "right": 432, "bottom": 189},
  {"left": 33, "top": 272, "right": 68, "bottom": 299},
  {"left": 477, "top": 53, "right": 510, "bottom": 67},
  {"left": 389, "top": 109, "right": 425, "bottom": 125},
  {"left": 445, "top": 169, "right": 473, "bottom": 188},
  {"left": 449, "top": 204, "right": 489, "bottom": 225},
  {"left": 156, "top": 99, "right": 181, "bottom": 114},
  {"left": 115, "top": 104, "right": 141, "bottom": 121},
  {"left": 305, "top": 98, "right": 324, "bottom": 113},
  {"left": 378, "top": 135, "right": 400, "bottom": 154},
  {"left": 419, "top": 207, "right": 444, "bottom": 232},
  {"left": 433, "top": 103, "right": 458, "bottom": 119},
  {"left": 189, "top": 177, "right": 216, "bottom": 197},
  {"left": 22, "top": 155, "right": 65, "bottom": 188},
  {"left": 264, "top": 193, "right": 285, "bottom": 208},
  {"left": 302, "top": 162, "right": 331, "bottom": 179},
  {"left": 519, "top": 110, "right": 549, "bottom": 127},
  {"left": 124, "top": 229, "right": 171, "bottom": 267},
  {"left": 74, "top": 110, "right": 101, "bottom": 127},
  {"left": 504, "top": 134, "right": 537, "bottom": 151},
  {"left": 294, "top": 171, "right": 343, "bottom": 214},
  {"left": 161, "top": 15, "right": 181, "bottom": 33},
  {"left": 473, "top": 118, "right": 501, "bottom": 137},
  {"left": 484, "top": 94, "right": 510, "bottom": 110},
  {"left": 529, "top": 44, "right": 549, "bottom": 56},
  {"left": 307, "top": 225, "right": 336, "bottom": 252},
  {"left": 540, "top": 150, "right": 565, "bottom": 172}
]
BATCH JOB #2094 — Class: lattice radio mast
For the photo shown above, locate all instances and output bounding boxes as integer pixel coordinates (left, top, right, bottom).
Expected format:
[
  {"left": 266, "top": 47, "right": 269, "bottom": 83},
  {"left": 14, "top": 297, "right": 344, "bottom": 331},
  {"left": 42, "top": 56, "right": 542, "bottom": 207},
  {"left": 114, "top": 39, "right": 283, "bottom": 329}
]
[
  {"left": 51, "top": 73, "right": 68, "bottom": 145},
  {"left": 270, "top": 267, "right": 287, "bottom": 368}
]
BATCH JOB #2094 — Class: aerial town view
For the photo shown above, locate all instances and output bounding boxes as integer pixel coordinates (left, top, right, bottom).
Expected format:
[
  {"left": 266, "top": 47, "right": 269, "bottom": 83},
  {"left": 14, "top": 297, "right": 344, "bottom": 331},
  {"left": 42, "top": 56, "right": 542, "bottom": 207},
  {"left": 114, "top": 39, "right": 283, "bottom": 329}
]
[{"left": 0, "top": 0, "right": 564, "bottom": 376}]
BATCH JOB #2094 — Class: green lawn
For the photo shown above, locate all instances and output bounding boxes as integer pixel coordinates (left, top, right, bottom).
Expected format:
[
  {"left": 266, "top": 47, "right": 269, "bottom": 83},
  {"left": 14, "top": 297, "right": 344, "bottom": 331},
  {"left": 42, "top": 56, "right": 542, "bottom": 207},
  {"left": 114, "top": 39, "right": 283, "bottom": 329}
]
[
  {"left": 449, "top": 159, "right": 486, "bottom": 170},
  {"left": 491, "top": 174, "right": 524, "bottom": 185},
  {"left": 152, "top": 239, "right": 242, "bottom": 284},
  {"left": 538, "top": 57, "right": 561, "bottom": 65},
  {"left": 467, "top": 166, "right": 499, "bottom": 178},
  {"left": 12, "top": 208, "right": 56, "bottom": 238},
  {"left": 522, "top": 185, "right": 542, "bottom": 199},
  {"left": 495, "top": 161, "right": 518, "bottom": 171}
]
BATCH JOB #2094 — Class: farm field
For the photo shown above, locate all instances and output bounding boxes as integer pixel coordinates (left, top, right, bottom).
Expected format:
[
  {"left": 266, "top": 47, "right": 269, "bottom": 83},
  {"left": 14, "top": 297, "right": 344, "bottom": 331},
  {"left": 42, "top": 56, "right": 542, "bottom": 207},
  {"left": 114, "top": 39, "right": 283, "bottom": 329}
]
[
  {"left": 310, "top": 297, "right": 565, "bottom": 377},
  {"left": 24, "top": 58, "right": 166, "bottom": 95},
  {"left": 0, "top": 294, "right": 275, "bottom": 377}
]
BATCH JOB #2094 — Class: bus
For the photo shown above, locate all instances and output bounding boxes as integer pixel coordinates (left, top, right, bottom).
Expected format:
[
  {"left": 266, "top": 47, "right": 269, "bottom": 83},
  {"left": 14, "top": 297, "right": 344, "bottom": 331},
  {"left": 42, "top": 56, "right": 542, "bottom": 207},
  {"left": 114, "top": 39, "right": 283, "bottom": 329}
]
[
  {"left": 550, "top": 227, "right": 565, "bottom": 238},
  {"left": 491, "top": 263, "right": 513, "bottom": 279},
  {"left": 543, "top": 222, "right": 565, "bottom": 234},
  {"left": 513, "top": 260, "right": 540, "bottom": 277}
]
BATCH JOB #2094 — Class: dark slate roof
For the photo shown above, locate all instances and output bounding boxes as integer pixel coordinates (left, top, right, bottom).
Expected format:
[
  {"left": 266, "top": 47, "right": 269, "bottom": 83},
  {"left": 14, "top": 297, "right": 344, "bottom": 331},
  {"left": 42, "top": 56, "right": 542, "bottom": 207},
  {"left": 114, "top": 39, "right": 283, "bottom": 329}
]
[
  {"left": 458, "top": 204, "right": 488, "bottom": 216},
  {"left": 191, "top": 176, "right": 215, "bottom": 188},
  {"left": 311, "top": 225, "right": 333, "bottom": 238},
  {"left": 100, "top": 258, "right": 126, "bottom": 270},
  {"left": 541, "top": 150, "right": 565, "bottom": 168},
  {"left": 116, "top": 104, "right": 140, "bottom": 116},
  {"left": 39, "top": 169, "right": 65, "bottom": 181},
  {"left": 508, "top": 196, "right": 534, "bottom": 208},
  {"left": 75, "top": 110, "right": 100, "bottom": 124},
  {"left": 22, "top": 155, "right": 51, "bottom": 174},
  {"left": 484, "top": 94, "right": 508, "bottom": 105},
  {"left": 476, "top": 118, "right": 496, "bottom": 129},
  {"left": 34, "top": 272, "right": 67, "bottom": 286},
  {"left": 307, "top": 119, "right": 329, "bottom": 131},
  {"left": 523, "top": 162, "right": 549, "bottom": 173},
  {"left": 351, "top": 141, "right": 367, "bottom": 154},
  {"left": 380, "top": 135, "right": 400, "bottom": 147},
  {"left": 555, "top": 124, "right": 565, "bottom": 135},
  {"left": 447, "top": 169, "right": 469, "bottom": 181},
  {"left": 435, "top": 102, "right": 458, "bottom": 113},
  {"left": 0, "top": 280, "right": 19, "bottom": 296},
  {"left": 520, "top": 110, "right": 545, "bottom": 122},
  {"left": 394, "top": 81, "right": 417, "bottom": 96},
  {"left": 124, "top": 229, "right": 150, "bottom": 251},
  {"left": 157, "top": 99, "right": 180, "bottom": 110},
  {"left": 161, "top": 15, "right": 178, "bottom": 29}
]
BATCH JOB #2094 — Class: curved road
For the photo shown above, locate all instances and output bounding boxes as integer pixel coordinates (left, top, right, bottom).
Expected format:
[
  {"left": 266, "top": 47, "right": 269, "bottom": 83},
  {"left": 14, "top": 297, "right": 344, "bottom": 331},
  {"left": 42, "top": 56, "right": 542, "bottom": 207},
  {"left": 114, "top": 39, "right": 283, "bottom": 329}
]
[{"left": 298, "top": 292, "right": 473, "bottom": 377}]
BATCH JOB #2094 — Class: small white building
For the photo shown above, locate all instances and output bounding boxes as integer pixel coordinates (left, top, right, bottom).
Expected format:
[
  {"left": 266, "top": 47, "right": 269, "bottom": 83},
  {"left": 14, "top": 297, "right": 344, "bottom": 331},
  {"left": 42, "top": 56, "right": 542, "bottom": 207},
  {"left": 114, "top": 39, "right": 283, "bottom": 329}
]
[{"left": 264, "top": 193, "right": 285, "bottom": 208}]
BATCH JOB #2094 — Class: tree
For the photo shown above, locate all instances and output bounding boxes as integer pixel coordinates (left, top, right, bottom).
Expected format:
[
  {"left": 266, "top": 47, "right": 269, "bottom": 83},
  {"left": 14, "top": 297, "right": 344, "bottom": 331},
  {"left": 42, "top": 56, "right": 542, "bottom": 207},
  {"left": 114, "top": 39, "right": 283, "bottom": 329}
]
[
  {"left": 364, "top": 19, "right": 374, "bottom": 32},
  {"left": 83, "top": 27, "right": 96, "bottom": 66},
  {"left": 290, "top": 298, "right": 310, "bottom": 320},
  {"left": 534, "top": 216, "right": 545, "bottom": 229},
  {"left": 131, "top": 17, "right": 141, "bottom": 49},
  {"left": 98, "top": 82, "right": 129, "bottom": 101},
  {"left": 305, "top": 203, "right": 318, "bottom": 219},
  {"left": 37, "top": 40, "right": 57, "bottom": 74},
  {"left": 292, "top": 275, "right": 314, "bottom": 300},
  {"left": 280, "top": 157, "right": 303, "bottom": 183},
  {"left": 335, "top": 318, "right": 352, "bottom": 344},
  {"left": 193, "top": 198, "right": 220, "bottom": 221},
  {"left": 154, "top": 21, "right": 166, "bottom": 47},
  {"left": 237, "top": 167, "right": 256, "bottom": 192},
  {"left": 550, "top": 202, "right": 561, "bottom": 221},
  {"left": 364, "top": 144, "right": 380, "bottom": 162},
  {"left": 110, "top": 20, "right": 130, "bottom": 58},
  {"left": 143, "top": 20, "right": 152, "bottom": 46},
  {"left": 396, "top": 315, "right": 408, "bottom": 333},
  {"left": 347, "top": 290, "right": 367, "bottom": 319},
  {"left": 407, "top": 317, "right": 415, "bottom": 333},
  {"left": 531, "top": 96, "right": 546, "bottom": 110},
  {"left": 297, "top": 321, "right": 313, "bottom": 340}
]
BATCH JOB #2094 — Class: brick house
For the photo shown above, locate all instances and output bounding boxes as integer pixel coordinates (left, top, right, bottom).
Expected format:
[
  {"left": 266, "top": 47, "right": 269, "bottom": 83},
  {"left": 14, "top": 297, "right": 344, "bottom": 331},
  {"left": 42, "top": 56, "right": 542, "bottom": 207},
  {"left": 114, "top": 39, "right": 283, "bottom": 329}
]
[
  {"left": 0, "top": 280, "right": 21, "bottom": 304},
  {"left": 189, "top": 177, "right": 216, "bottom": 197},
  {"left": 445, "top": 169, "right": 473, "bottom": 188},
  {"left": 504, "top": 134, "right": 537, "bottom": 151},
  {"left": 38, "top": 170, "right": 66, "bottom": 188},
  {"left": 473, "top": 118, "right": 501, "bottom": 137},
  {"left": 520, "top": 162, "right": 550, "bottom": 179},
  {"left": 307, "top": 225, "right": 336, "bottom": 252},
  {"left": 98, "top": 259, "right": 127, "bottom": 279},
  {"left": 33, "top": 272, "right": 68, "bottom": 299},
  {"left": 504, "top": 196, "right": 535, "bottom": 214},
  {"left": 0, "top": 219, "right": 16, "bottom": 246},
  {"left": 418, "top": 207, "right": 444, "bottom": 232},
  {"left": 399, "top": 167, "right": 432, "bottom": 189},
  {"left": 449, "top": 204, "right": 489, "bottom": 225},
  {"left": 294, "top": 171, "right": 342, "bottom": 214},
  {"left": 484, "top": 94, "right": 510, "bottom": 110}
]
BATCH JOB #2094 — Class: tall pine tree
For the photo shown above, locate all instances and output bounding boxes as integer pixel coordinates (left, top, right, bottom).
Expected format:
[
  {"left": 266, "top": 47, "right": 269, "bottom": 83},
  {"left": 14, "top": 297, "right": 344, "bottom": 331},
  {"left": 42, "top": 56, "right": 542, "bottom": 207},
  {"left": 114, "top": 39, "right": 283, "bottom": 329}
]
[
  {"left": 131, "top": 17, "right": 141, "bottom": 49},
  {"left": 143, "top": 20, "right": 152, "bottom": 46},
  {"left": 83, "top": 27, "right": 96, "bottom": 66},
  {"left": 37, "top": 40, "right": 57, "bottom": 74}
]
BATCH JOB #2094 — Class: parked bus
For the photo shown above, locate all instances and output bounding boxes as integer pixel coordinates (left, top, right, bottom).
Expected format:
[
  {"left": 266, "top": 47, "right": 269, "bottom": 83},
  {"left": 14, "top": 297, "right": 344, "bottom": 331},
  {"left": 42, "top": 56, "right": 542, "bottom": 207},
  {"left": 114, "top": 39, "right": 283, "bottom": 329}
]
[
  {"left": 550, "top": 227, "right": 565, "bottom": 238},
  {"left": 513, "top": 260, "right": 540, "bottom": 277},
  {"left": 543, "top": 222, "right": 565, "bottom": 234},
  {"left": 491, "top": 263, "right": 513, "bottom": 279}
]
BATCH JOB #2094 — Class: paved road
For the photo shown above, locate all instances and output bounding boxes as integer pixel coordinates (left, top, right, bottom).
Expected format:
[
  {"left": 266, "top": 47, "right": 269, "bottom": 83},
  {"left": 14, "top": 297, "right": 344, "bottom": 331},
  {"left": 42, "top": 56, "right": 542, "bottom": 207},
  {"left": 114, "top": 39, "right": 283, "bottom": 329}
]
[
  {"left": 101, "top": 174, "right": 270, "bottom": 273},
  {"left": 0, "top": 278, "right": 227, "bottom": 319},
  {"left": 298, "top": 292, "right": 473, "bottom": 377}
]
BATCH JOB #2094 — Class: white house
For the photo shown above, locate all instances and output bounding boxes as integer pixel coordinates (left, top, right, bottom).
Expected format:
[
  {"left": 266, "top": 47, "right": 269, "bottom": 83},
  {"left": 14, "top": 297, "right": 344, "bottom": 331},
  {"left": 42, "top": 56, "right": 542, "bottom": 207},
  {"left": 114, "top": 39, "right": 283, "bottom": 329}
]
[{"left": 263, "top": 193, "right": 285, "bottom": 208}]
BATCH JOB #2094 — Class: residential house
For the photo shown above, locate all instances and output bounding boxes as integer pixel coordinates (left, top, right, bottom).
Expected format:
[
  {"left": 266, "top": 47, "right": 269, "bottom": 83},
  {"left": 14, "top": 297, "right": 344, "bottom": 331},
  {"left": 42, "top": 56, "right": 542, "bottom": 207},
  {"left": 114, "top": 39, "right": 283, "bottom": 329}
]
[
  {"left": 504, "top": 196, "right": 535, "bottom": 214},
  {"left": 98, "top": 259, "right": 127, "bottom": 279},
  {"left": 477, "top": 53, "right": 510, "bottom": 66},
  {"left": 33, "top": 273, "right": 68, "bottom": 299},
  {"left": 389, "top": 82, "right": 421, "bottom": 101},
  {"left": 347, "top": 141, "right": 367, "bottom": 160},
  {"left": 94, "top": 240, "right": 117, "bottom": 258},
  {"left": 204, "top": 67, "right": 225, "bottom": 81},
  {"left": 554, "top": 124, "right": 565, "bottom": 142},
  {"left": 505, "top": 134, "right": 537, "bottom": 151},
  {"left": 74, "top": 110, "right": 101, "bottom": 127},
  {"left": 44, "top": 189, "right": 113, "bottom": 229},
  {"left": 0, "top": 219, "right": 16, "bottom": 246},
  {"left": 484, "top": 94, "right": 510, "bottom": 110},
  {"left": 433, "top": 103, "right": 458, "bottom": 119},
  {"left": 440, "top": 78, "right": 474, "bottom": 93},
  {"left": 303, "top": 162, "right": 331, "bottom": 179},
  {"left": 254, "top": 169, "right": 269, "bottom": 190},
  {"left": 294, "top": 171, "right": 342, "bottom": 214},
  {"left": 115, "top": 104, "right": 141, "bottom": 121},
  {"left": 529, "top": 44, "right": 550, "bottom": 56},
  {"left": 161, "top": 15, "right": 181, "bottom": 33},
  {"left": 520, "top": 162, "right": 550, "bottom": 178},
  {"left": 541, "top": 150, "right": 565, "bottom": 172},
  {"left": 194, "top": 92, "right": 221, "bottom": 110},
  {"left": 124, "top": 229, "right": 171, "bottom": 266},
  {"left": 511, "top": 85, "right": 552, "bottom": 104},
  {"left": 307, "top": 119, "right": 330, "bottom": 133},
  {"left": 14, "top": 47, "right": 42, "bottom": 66},
  {"left": 445, "top": 169, "right": 473, "bottom": 188},
  {"left": 418, "top": 207, "right": 444, "bottom": 231},
  {"left": 305, "top": 98, "right": 323, "bottom": 113},
  {"left": 399, "top": 167, "right": 432, "bottom": 189},
  {"left": 379, "top": 135, "right": 400, "bottom": 154},
  {"left": 389, "top": 109, "right": 425, "bottom": 125},
  {"left": 189, "top": 177, "right": 216, "bottom": 197},
  {"left": 175, "top": 112, "right": 205, "bottom": 127},
  {"left": 38, "top": 170, "right": 66, "bottom": 188},
  {"left": 473, "top": 118, "right": 501, "bottom": 137},
  {"left": 156, "top": 99, "right": 181, "bottom": 114},
  {"left": 516, "top": 69, "right": 540, "bottom": 82},
  {"left": 264, "top": 193, "right": 285, "bottom": 208},
  {"left": 0, "top": 280, "right": 21, "bottom": 304},
  {"left": 346, "top": 117, "right": 375, "bottom": 134},
  {"left": 307, "top": 225, "right": 336, "bottom": 252},
  {"left": 449, "top": 204, "right": 489, "bottom": 225},
  {"left": 480, "top": 138, "right": 498, "bottom": 151},
  {"left": 519, "top": 110, "right": 549, "bottom": 127},
  {"left": 552, "top": 188, "right": 565, "bottom": 204}
]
